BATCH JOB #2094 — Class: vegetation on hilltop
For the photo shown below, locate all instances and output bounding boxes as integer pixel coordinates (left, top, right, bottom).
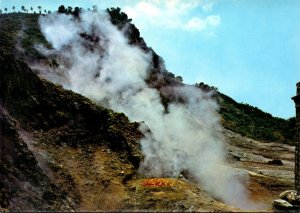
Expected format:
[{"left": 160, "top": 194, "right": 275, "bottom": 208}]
[
  {"left": 196, "top": 83, "right": 296, "bottom": 144},
  {"left": 0, "top": 12, "right": 50, "bottom": 60},
  {"left": 0, "top": 5, "right": 50, "bottom": 14}
]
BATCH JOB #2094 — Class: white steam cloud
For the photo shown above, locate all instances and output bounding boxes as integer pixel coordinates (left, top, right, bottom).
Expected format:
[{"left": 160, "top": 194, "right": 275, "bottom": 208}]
[{"left": 35, "top": 10, "right": 254, "bottom": 209}]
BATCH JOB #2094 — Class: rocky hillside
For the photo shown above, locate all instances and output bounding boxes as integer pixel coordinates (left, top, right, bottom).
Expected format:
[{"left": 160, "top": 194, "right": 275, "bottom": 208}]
[
  {"left": 0, "top": 43, "right": 244, "bottom": 212},
  {"left": 0, "top": 51, "right": 143, "bottom": 210},
  {"left": 0, "top": 8, "right": 297, "bottom": 212},
  {"left": 1, "top": 52, "right": 295, "bottom": 211},
  {"left": 0, "top": 11, "right": 296, "bottom": 145},
  {"left": 196, "top": 83, "right": 296, "bottom": 144},
  {"left": 107, "top": 7, "right": 296, "bottom": 145}
]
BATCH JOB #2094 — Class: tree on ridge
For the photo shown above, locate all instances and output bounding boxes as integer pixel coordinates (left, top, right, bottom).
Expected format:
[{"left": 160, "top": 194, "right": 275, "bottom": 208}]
[
  {"left": 21, "top": 6, "right": 26, "bottom": 13},
  {"left": 37, "top": 6, "right": 42, "bottom": 14}
]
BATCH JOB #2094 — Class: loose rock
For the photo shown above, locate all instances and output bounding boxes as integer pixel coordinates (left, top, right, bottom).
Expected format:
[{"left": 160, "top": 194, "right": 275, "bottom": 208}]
[{"left": 272, "top": 199, "right": 293, "bottom": 210}]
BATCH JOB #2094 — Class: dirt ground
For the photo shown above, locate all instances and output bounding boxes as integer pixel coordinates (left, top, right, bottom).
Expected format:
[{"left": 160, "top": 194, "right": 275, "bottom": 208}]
[
  {"left": 224, "top": 129, "right": 294, "bottom": 211},
  {"left": 10, "top": 126, "right": 294, "bottom": 212}
]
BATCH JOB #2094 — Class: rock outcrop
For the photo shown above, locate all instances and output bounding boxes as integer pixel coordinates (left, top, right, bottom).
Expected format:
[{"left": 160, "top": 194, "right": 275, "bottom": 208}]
[
  {"left": 0, "top": 52, "right": 142, "bottom": 211},
  {"left": 273, "top": 190, "right": 300, "bottom": 210}
]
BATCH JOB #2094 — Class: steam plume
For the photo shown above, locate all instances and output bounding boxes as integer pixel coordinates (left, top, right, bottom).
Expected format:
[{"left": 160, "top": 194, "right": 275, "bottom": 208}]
[{"left": 35, "top": 10, "right": 254, "bottom": 209}]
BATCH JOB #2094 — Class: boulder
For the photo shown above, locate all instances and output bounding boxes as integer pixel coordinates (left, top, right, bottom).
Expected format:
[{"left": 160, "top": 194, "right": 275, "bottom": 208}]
[
  {"left": 279, "top": 190, "right": 300, "bottom": 205},
  {"left": 272, "top": 199, "right": 293, "bottom": 210},
  {"left": 286, "top": 192, "right": 299, "bottom": 205},
  {"left": 279, "top": 190, "right": 297, "bottom": 199}
]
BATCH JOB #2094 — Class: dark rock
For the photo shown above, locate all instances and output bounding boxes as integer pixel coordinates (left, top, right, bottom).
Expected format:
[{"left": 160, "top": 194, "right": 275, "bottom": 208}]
[
  {"left": 272, "top": 199, "right": 293, "bottom": 210},
  {"left": 268, "top": 159, "right": 283, "bottom": 165},
  {"left": 232, "top": 155, "right": 241, "bottom": 161},
  {"left": 280, "top": 190, "right": 300, "bottom": 206},
  {"left": 280, "top": 190, "right": 297, "bottom": 199}
]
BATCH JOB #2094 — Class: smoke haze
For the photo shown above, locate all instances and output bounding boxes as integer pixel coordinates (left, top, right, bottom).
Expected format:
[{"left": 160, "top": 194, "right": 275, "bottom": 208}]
[{"left": 34, "top": 10, "right": 254, "bottom": 209}]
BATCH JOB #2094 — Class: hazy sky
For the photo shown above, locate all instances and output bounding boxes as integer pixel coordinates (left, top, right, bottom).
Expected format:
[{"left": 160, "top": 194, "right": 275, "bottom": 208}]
[{"left": 1, "top": 0, "right": 299, "bottom": 119}]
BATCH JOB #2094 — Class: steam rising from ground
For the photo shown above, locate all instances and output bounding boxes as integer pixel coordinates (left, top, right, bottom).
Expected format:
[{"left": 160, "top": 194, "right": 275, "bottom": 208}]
[{"left": 35, "top": 10, "right": 254, "bottom": 209}]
